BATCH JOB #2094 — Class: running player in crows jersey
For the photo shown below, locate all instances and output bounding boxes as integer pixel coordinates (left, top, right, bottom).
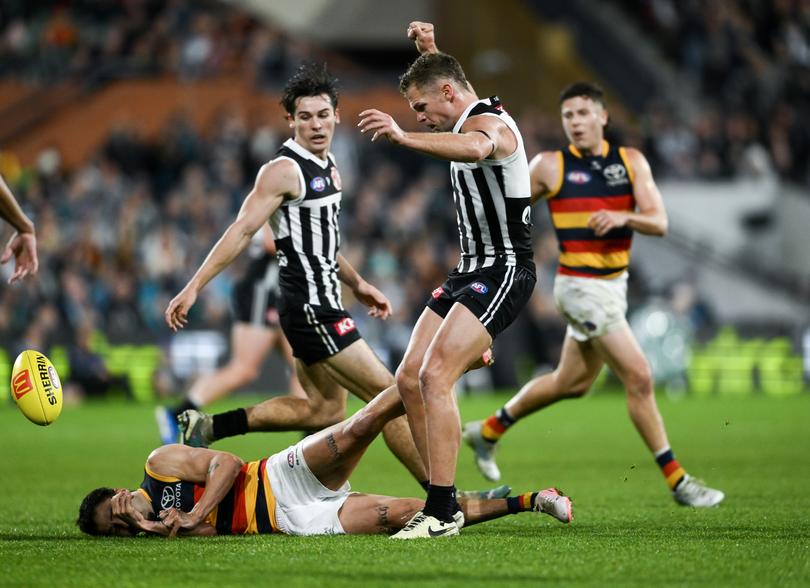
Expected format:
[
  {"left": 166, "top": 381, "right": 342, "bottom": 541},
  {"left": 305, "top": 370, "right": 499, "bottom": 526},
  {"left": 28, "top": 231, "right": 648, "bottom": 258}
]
[
  {"left": 77, "top": 387, "right": 572, "bottom": 537},
  {"left": 155, "top": 224, "right": 305, "bottom": 445},
  {"left": 463, "top": 82, "right": 724, "bottom": 508},
  {"left": 164, "top": 63, "right": 428, "bottom": 490},
  {"left": 358, "top": 22, "right": 536, "bottom": 538}
]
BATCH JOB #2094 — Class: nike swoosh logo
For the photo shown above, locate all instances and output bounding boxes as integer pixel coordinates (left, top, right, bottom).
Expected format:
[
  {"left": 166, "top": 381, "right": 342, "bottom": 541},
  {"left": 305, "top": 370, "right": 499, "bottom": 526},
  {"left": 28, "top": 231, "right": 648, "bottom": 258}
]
[{"left": 427, "top": 526, "right": 453, "bottom": 537}]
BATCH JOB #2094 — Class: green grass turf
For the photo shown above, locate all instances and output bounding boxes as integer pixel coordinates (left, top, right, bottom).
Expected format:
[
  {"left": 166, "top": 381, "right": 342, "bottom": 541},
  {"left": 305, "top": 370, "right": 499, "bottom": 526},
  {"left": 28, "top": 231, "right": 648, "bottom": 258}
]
[{"left": 1, "top": 390, "right": 808, "bottom": 587}]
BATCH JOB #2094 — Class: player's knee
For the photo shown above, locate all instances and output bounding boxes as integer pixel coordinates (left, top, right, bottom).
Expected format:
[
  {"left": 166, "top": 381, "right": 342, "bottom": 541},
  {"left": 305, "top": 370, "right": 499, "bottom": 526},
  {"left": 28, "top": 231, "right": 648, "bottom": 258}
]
[
  {"left": 551, "top": 370, "right": 590, "bottom": 398},
  {"left": 226, "top": 360, "right": 261, "bottom": 386},
  {"left": 623, "top": 364, "right": 654, "bottom": 397},
  {"left": 395, "top": 362, "right": 420, "bottom": 396},
  {"left": 417, "top": 360, "right": 452, "bottom": 395}
]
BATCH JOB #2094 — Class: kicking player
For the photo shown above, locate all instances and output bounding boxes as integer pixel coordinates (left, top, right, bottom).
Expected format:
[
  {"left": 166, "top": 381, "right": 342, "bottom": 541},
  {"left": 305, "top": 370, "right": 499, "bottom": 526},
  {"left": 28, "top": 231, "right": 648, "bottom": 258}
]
[
  {"left": 78, "top": 388, "right": 572, "bottom": 538},
  {"left": 358, "top": 22, "right": 536, "bottom": 538},
  {"left": 463, "top": 82, "right": 724, "bottom": 508}
]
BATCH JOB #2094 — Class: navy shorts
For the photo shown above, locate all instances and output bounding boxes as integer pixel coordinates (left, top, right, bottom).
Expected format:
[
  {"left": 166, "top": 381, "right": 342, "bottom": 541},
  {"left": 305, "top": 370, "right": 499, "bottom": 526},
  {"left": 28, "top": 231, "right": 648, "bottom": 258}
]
[
  {"left": 279, "top": 303, "right": 362, "bottom": 365},
  {"left": 426, "top": 264, "right": 536, "bottom": 339}
]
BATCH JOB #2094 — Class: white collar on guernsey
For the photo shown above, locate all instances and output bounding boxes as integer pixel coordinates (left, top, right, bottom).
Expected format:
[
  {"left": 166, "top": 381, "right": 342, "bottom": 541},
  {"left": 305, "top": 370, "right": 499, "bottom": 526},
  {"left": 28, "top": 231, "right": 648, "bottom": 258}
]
[
  {"left": 284, "top": 138, "right": 331, "bottom": 169},
  {"left": 451, "top": 97, "right": 491, "bottom": 134}
]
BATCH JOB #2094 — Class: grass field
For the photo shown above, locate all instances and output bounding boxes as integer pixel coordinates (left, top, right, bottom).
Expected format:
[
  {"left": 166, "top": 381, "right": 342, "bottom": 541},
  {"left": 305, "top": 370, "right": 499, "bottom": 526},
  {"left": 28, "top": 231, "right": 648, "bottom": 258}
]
[{"left": 2, "top": 390, "right": 809, "bottom": 587}]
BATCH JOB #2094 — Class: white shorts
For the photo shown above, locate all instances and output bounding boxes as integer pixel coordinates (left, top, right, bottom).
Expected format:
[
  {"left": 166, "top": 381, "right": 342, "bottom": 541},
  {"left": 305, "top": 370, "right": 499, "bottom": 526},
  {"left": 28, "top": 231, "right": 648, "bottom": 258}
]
[
  {"left": 553, "top": 273, "right": 628, "bottom": 342},
  {"left": 266, "top": 440, "right": 351, "bottom": 536}
]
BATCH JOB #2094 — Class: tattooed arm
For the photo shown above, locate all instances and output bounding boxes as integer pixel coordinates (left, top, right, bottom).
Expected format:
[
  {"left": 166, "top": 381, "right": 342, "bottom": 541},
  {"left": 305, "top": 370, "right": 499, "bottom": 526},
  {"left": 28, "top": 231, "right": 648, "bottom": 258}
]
[{"left": 145, "top": 445, "right": 244, "bottom": 537}]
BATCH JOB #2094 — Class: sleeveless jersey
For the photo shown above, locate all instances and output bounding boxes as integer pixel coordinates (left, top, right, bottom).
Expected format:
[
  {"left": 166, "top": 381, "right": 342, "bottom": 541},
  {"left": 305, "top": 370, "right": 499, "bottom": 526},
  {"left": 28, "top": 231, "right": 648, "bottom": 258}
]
[
  {"left": 269, "top": 138, "right": 343, "bottom": 311},
  {"left": 546, "top": 141, "right": 636, "bottom": 279},
  {"left": 138, "top": 458, "right": 278, "bottom": 535},
  {"left": 450, "top": 96, "right": 533, "bottom": 274}
]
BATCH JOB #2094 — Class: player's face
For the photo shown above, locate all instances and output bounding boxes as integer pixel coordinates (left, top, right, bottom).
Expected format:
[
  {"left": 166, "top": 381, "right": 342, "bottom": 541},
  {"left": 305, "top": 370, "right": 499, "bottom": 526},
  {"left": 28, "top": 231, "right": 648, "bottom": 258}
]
[
  {"left": 93, "top": 497, "right": 138, "bottom": 537},
  {"left": 405, "top": 81, "right": 456, "bottom": 132},
  {"left": 290, "top": 94, "right": 339, "bottom": 156},
  {"left": 561, "top": 96, "right": 607, "bottom": 153}
]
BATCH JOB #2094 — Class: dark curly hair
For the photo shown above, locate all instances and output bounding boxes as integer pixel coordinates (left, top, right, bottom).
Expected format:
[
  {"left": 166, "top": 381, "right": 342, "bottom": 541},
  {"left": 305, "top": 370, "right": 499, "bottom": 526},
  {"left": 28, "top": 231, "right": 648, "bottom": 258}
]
[
  {"left": 399, "top": 52, "right": 469, "bottom": 95},
  {"left": 559, "top": 82, "right": 606, "bottom": 107},
  {"left": 77, "top": 487, "right": 115, "bottom": 536},
  {"left": 280, "top": 62, "right": 339, "bottom": 115}
]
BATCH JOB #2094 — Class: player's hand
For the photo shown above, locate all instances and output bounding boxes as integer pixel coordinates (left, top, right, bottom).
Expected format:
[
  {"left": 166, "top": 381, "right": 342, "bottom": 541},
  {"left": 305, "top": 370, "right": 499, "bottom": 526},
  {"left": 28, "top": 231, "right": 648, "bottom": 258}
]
[
  {"left": 158, "top": 507, "right": 200, "bottom": 538},
  {"left": 1, "top": 231, "right": 38, "bottom": 283},
  {"left": 353, "top": 280, "right": 392, "bottom": 320},
  {"left": 165, "top": 286, "right": 197, "bottom": 332},
  {"left": 357, "top": 110, "right": 406, "bottom": 144},
  {"left": 110, "top": 489, "right": 155, "bottom": 535},
  {"left": 407, "top": 21, "right": 438, "bottom": 54},
  {"left": 589, "top": 210, "right": 628, "bottom": 237}
]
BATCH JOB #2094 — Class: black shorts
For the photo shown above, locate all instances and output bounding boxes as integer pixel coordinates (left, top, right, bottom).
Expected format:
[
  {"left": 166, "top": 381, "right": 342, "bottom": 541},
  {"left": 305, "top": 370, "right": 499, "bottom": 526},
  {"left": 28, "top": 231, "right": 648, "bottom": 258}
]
[
  {"left": 231, "top": 257, "right": 281, "bottom": 328},
  {"left": 279, "top": 303, "right": 362, "bottom": 365},
  {"left": 426, "top": 264, "right": 537, "bottom": 339}
]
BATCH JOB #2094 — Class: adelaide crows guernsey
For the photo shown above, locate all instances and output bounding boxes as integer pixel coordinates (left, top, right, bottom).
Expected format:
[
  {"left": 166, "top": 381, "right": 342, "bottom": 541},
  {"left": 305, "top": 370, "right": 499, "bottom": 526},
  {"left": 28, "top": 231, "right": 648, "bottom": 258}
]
[
  {"left": 138, "top": 458, "right": 278, "bottom": 535},
  {"left": 450, "top": 96, "right": 533, "bottom": 274},
  {"left": 269, "top": 138, "right": 343, "bottom": 312},
  {"left": 546, "top": 141, "right": 636, "bottom": 279}
]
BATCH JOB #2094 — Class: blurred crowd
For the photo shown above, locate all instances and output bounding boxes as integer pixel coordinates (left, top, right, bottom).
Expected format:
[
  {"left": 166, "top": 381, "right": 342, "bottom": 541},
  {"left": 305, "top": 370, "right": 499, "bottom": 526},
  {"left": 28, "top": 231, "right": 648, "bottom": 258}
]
[
  {"left": 622, "top": 0, "right": 810, "bottom": 184},
  {"left": 0, "top": 0, "right": 308, "bottom": 86}
]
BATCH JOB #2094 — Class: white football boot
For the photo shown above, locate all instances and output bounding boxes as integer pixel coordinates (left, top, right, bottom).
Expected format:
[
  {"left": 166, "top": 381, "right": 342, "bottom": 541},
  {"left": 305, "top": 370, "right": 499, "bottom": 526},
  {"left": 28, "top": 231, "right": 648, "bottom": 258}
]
[
  {"left": 390, "top": 511, "right": 459, "bottom": 540},
  {"left": 462, "top": 420, "right": 501, "bottom": 482},
  {"left": 533, "top": 488, "right": 573, "bottom": 523},
  {"left": 672, "top": 475, "right": 725, "bottom": 507}
]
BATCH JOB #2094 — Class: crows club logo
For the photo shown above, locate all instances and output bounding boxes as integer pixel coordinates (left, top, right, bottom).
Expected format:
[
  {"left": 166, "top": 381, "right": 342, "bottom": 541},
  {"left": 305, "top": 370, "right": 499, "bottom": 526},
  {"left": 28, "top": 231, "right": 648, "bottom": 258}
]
[
  {"left": 431, "top": 287, "right": 444, "bottom": 299},
  {"left": 567, "top": 171, "right": 591, "bottom": 184},
  {"left": 12, "top": 370, "right": 33, "bottom": 400},
  {"left": 310, "top": 177, "right": 326, "bottom": 192},
  {"left": 330, "top": 167, "right": 342, "bottom": 191},
  {"left": 333, "top": 317, "right": 356, "bottom": 336},
  {"left": 603, "top": 164, "right": 628, "bottom": 186},
  {"left": 471, "top": 282, "right": 489, "bottom": 294}
]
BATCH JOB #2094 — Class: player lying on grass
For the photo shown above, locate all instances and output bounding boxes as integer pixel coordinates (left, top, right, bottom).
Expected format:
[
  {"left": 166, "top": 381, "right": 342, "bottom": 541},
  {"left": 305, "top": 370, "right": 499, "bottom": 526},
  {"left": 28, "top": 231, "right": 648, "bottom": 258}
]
[{"left": 77, "top": 387, "right": 572, "bottom": 538}]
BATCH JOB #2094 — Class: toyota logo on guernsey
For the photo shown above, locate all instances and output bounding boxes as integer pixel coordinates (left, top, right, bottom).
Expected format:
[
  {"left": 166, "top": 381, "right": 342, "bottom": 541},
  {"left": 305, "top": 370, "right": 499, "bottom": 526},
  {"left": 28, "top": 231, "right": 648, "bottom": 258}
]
[
  {"left": 334, "top": 317, "right": 356, "bottom": 336},
  {"left": 471, "top": 282, "right": 489, "bottom": 294},
  {"left": 310, "top": 177, "right": 326, "bottom": 192}
]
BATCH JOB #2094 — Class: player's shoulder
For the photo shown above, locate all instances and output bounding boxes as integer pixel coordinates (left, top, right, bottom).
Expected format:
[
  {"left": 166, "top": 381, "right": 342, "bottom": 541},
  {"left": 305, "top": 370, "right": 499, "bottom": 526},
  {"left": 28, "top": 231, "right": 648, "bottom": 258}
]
[{"left": 255, "top": 157, "right": 301, "bottom": 193}]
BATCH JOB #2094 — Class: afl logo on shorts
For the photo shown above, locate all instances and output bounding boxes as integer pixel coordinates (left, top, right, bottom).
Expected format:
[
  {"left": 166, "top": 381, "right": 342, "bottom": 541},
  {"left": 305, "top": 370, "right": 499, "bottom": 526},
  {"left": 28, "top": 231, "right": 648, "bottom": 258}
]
[
  {"left": 567, "top": 171, "right": 591, "bottom": 184},
  {"left": 471, "top": 282, "right": 489, "bottom": 294},
  {"left": 334, "top": 317, "right": 356, "bottom": 336},
  {"left": 310, "top": 177, "right": 326, "bottom": 192},
  {"left": 522, "top": 205, "right": 531, "bottom": 226},
  {"left": 287, "top": 450, "right": 295, "bottom": 468}
]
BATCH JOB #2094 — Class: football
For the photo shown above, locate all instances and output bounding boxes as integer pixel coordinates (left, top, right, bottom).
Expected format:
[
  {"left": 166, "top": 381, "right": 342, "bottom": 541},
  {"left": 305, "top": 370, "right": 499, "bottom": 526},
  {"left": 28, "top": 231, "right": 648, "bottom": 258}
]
[{"left": 11, "top": 350, "right": 63, "bottom": 426}]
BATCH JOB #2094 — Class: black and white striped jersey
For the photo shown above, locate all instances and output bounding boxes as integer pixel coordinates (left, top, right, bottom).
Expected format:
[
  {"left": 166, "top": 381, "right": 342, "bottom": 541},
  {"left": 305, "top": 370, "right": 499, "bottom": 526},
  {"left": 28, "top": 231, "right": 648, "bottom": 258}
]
[
  {"left": 269, "top": 138, "right": 344, "bottom": 311},
  {"left": 450, "top": 96, "right": 533, "bottom": 274}
]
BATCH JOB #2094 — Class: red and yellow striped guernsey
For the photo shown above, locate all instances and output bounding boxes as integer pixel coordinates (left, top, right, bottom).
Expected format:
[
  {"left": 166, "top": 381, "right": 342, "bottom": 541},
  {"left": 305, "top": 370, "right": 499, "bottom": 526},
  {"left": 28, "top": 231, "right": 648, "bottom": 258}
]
[
  {"left": 139, "top": 458, "right": 278, "bottom": 535},
  {"left": 546, "top": 141, "right": 636, "bottom": 279}
]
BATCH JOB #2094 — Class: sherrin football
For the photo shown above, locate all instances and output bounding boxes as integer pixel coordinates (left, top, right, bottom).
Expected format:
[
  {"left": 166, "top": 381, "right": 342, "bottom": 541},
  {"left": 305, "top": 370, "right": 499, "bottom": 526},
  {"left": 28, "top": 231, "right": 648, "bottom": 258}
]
[{"left": 11, "top": 350, "right": 62, "bottom": 426}]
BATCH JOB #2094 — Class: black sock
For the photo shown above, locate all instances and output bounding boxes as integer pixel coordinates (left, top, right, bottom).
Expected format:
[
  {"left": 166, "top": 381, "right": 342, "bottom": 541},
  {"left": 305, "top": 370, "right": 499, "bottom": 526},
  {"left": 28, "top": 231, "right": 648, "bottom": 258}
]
[
  {"left": 172, "top": 398, "right": 199, "bottom": 420},
  {"left": 423, "top": 484, "right": 457, "bottom": 523},
  {"left": 212, "top": 409, "right": 248, "bottom": 440},
  {"left": 419, "top": 480, "right": 430, "bottom": 493}
]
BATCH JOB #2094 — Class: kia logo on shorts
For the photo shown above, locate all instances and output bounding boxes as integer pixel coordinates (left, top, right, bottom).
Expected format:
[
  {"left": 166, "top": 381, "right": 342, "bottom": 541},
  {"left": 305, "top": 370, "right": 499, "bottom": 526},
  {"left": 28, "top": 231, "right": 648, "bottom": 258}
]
[
  {"left": 431, "top": 287, "right": 444, "bottom": 299},
  {"left": 334, "top": 318, "right": 356, "bottom": 336},
  {"left": 471, "top": 282, "right": 488, "bottom": 294}
]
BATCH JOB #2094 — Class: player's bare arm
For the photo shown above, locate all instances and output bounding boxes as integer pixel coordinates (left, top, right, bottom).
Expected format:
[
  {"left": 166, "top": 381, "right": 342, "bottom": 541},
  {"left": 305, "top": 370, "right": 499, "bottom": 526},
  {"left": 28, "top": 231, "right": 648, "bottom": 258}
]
[
  {"left": 529, "top": 151, "right": 563, "bottom": 205},
  {"left": 588, "top": 148, "right": 668, "bottom": 237},
  {"left": 407, "top": 21, "right": 438, "bottom": 55},
  {"left": 357, "top": 109, "right": 510, "bottom": 163},
  {"left": 147, "top": 444, "right": 244, "bottom": 537},
  {"left": 337, "top": 253, "right": 392, "bottom": 320},
  {"left": 164, "top": 159, "right": 300, "bottom": 331},
  {"left": 0, "top": 174, "right": 38, "bottom": 283}
]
